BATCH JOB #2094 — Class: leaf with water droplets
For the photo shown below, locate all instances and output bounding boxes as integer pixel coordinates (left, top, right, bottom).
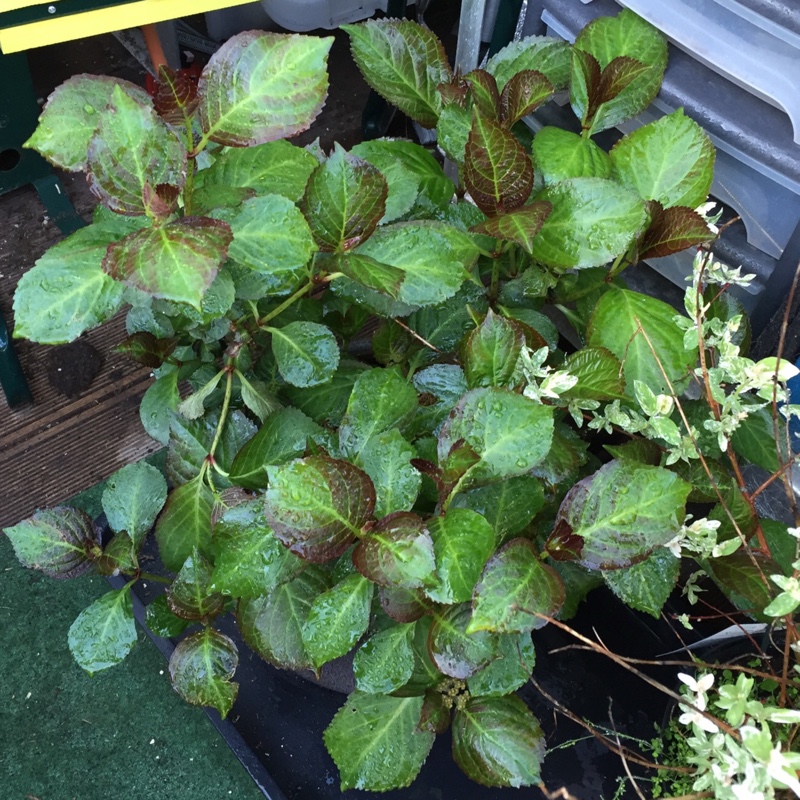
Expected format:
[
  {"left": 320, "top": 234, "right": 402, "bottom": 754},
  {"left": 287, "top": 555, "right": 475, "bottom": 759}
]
[
  {"left": 324, "top": 692, "right": 435, "bottom": 791},
  {"left": 269, "top": 321, "right": 340, "bottom": 388},
  {"left": 452, "top": 696, "right": 545, "bottom": 787},
  {"left": 167, "top": 550, "right": 225, "bottom": 620},
  {"left": 499, "top": 70, "right": 554, "bottom": 126},
  {"left": 472, "top": 202, "right": 552, "bottom": 254},
  {"left": 546, "top": 460, "right": 690, "bottom": 570},
  {"left": 467, "top": 631, "right": 535, "bottom": 698},
  {"left": 463, "top": 309, "right": 526, "bottom": 389},
  {"left": 603, "top": 547, "right": 679, "bottom": 618},
  {"left": 428, "top": 604, "right": 500, "bottom": 679},
  {"left": 101, "top": 462, "right": 168, "bottom": 549},
  {"left": 354, "top": 623, "right": 416, "bottom": 693},
  {"left": 532, "top": 127, "right": 611, "bottom": 185},
  {"left": 355, "top": 429, "right": 421, "bottom": 518},
  {"left": 153, "top": 65, "right": 199, "bottom": 127},
  {"left": 67, "top": 587, "right": 137, "bottom": 674}
]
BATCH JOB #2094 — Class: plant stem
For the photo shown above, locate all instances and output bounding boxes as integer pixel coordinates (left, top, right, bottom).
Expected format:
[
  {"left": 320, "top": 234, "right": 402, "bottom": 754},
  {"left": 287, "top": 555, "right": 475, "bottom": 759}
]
[
  {"left": 184, "top": 159, "right": 195, "bottom": 216},
  {"left": 137, "top": 572, "right": 172, "bottom": 585},
  {"left": 258, "top": 280, "right": 314, "bottom": 327},
  {"left": 208, "top": 363, "right": 234, "bottom": 461}
]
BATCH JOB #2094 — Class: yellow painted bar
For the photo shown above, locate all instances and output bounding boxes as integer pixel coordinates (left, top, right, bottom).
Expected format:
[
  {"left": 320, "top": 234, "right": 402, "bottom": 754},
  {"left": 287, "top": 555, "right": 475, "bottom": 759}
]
[
  {"left": 0, "top": 0, "right": 49, "bottom": 14},
  {"left": 0, "top": 0, "right": 253, "bottom": 53}
]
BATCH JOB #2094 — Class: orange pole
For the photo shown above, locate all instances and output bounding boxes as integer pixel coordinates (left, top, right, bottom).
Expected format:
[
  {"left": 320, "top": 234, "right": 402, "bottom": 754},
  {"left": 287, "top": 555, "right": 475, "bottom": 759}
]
[{"left": 141, "top": 23, "right": 168, "bottom": 71}]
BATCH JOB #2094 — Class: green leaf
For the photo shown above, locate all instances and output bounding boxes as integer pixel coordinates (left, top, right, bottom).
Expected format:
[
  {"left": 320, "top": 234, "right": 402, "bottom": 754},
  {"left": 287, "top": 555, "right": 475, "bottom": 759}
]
[
  {"left": 140, "top": 372, "right": 180, "bottom": 445},
  {"left": 339, "top": 366, "right": 419, "bottom": 457},
  {"left": 355, "top": 429, "right": 421, "bottom": 518},
  {"left": 330, "top": 253, "right": 404, "bottom": 299},
  {"left": 269, "top": 321, "right": 340, "bottom": 388},
  {"left": 731, "top": 407, "right": 782, "bottom": 473},
  {"left": 451, "top": 476, "right": 545, "bottom": 545},
  {"left": 167, "top": 550, "right": 225, "bottom": 620},
  {"left": 265, "top": 455, "right": 375, "bottom": 562},
  {"left": 464, "top": 111, "right": 533, "bottom": 217},
  {"left": 611, "top": 110, "right": 715, "bottom": 209},
  {"left": 154, "top": 476, "right": 215, "bottom": 573},
  {"left": 468, "top": 632, "right": 535, "bottom": 698},
  {"left": 101, "top": 462, "right": 168, "bottom": 548},
  {"left": 438, "top": 388, "right": 554, "bottom": 488},
  {"left": 546, "top": 460, "right": 690, "bottom": 570},
  {"left": 499, "top": 70, "right": 554, "bottom": 126},
  {"left": 353, "top": 512, "right": 436, "bottom": 590},
  {"left": 86, "top": 85, "right": 186, "bottom": 215},
  {"left": 472, "top": 202, "right": 552, "bottom": 254},
  {"left": 530, "top": 177, "right": 647, "bottom": 270},
  {"left": 238, "top": 374, "right": 280, "bottom": 423},
  {"left": 428, "top": 604, "right": 499, "bottom": 679},
  {"left": 706, "top": 551, "right": 779, "bottom": 619},
  {"left": 464, "top": 309, "right": 526, "bottom": 389},
  {"left": 198, "top": 31, "right": 333, "bottom": 146},
  {"left": 486, "top": 36, "right": 572, "bottom": 91},
  {"left": 4, "top": 507, "right": 99, "bottom": 578},
  {"left": 436, "top": 103, "right": 472, "bottom": 162},
  {"left": 302, "top": 573, "right": 373, "bottom": 669},
  {"left": 587, "top": 287, "right": 696, "bottom": 395},
  {"left": 13, "top": 227, "right": 125, "bottom": 344},
  {"left": 452, "top": 696, "right": 544, "bottom": 787},
  {"left": 25, "top": 75, "right": 152, "bottom": 171},
  {"left": 324, "top": 692, "right": 435, "bottom": 791},
  {"left": 302, "top": 144, "right": 388, "bottom": 251},
  {"left": 470, "top": 539, "right": 564, "bottom": 633},
  {"left": 200, "top": 140, "right": 317, "bottom": 201},
  {"left": 343, "top": 19, "right": 451, "bottom": 128},
  {"left": 410, "top": 364, "right": 468, "bottom": 436},
  {"left": 639, "top": 204, "right": 714, "bottom": 261},
  {"left": 354, "top": 624, "right": 416, "bottom": 694},
  {"left": 560, "top": 347, "right": 626, "bottom": 401},
  {"left": 238, "top": 567, "right": 331, "bottom": 670},
  {"left": 229, "top": 407, "right": 323, "bottom": 490},
  {"left": 104, "top": 217, "right": 232, "bottom": 309},
  {"left": 532, "top": 126, "right": 611, "bottom": 184},
  {"left": 169, "top": 628, "right": 239, "bottom": 718},
  {"left": 603, "top": 547, "right": 679, "bottom": 618},
  {"left": 425, "top": 508, "right": 495, "bottom": 604},
  {"left": 352, "top": 221, "right": 479, "bottom": 308},
  {"left": 222, "top": 194, "right": 317, "bottom": 295},
  {"left": 68, "top": 588, "right": 137, "bottom": 674}
]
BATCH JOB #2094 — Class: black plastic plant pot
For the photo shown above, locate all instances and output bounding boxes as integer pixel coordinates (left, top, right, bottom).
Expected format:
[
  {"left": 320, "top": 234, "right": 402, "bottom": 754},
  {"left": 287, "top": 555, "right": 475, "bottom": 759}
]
[{"left": 107, "top": 524, "right": 688, "bottom": 800}]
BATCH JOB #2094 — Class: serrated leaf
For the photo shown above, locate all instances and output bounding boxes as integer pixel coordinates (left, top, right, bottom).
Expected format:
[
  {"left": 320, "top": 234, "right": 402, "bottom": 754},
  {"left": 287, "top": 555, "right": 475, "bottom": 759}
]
[
  {"left": 425, "top": 508, "right": 495, "bottom": 604},
  {"left": 198, "top": 31, "right": 332, "bottom": 146},
  {"left": 86, "top": 85, "right": 186, "bottom": 215},
  {"left": 603, "top": 547, "right": 679, "bottom": 617},
  {"left": 302, "top": 144, "right": 388, "bottom": 251},
  {"left": 499, "top": 69, "right": 554, "bottom": 126},
  {"left": 464, "top": 309, "right": 525, "bottom": 390},
  {"left": 302, "top": 573, "right": 373, "bottom": 669},
  {"left": 101, "top": 462, "right": 168, "bottom": 548},
  {"left": 68, "top": 588, "right": 137, "bottom": 674},
  {"left": 104, "top": 217, "right": 232, "bottom": 309},
  {"left": 155, "top": 476, "right": 214, "bottom": 573},
  {"left": 486, "top": 37, "right": 571, "bottom": 91},
  {"left": 200, "top": 139, "right": 317, "bottom": 201},
  {"left": 13, "top": 225, "right": 125, "bottom": 344},
  {"left": 4, "top": 507, "right": 100, "bottom": 579},
  {"left": 343, "top": 19, "right": 451, "bottom": 128},
  {"left": 115, "top": 331, "right": 177, "bottom": 368},
  {"left": 546, "top": 460, "right": 690, "bottom": 570},
  {"left": 140, "top": 372, "right": 180, "bottom": 445},
  {"left": 531, "top": 126, "right": 611, "bottom": 184},
  {"left": 324, "top": 693, "right": 435, "bottom": 791},
  {"left": 339, "top": 366, "right": 419, "bottom": 457},
  {"left": 472, "top": 201, "right": 552, "bottom": 254},
  {"left": 229, "top": 407, "right": 323, "bottom": 490},
  {"left": 587, "top": 287, "right": 696, "bottom": 395},
  {"left": 731, "top": 407, "right": 782, "bottom": 473},
  {"left": 145, "top": 594, "right": 190, "bottom": 638},
  {"left": 470, "top": 539, "right": 565, "bottom": 633},
  {"left": 238, "top": 566, "right": 331, "bottom": 669},
  {"left": 265, "top": 455, "right": 375, "bottom": 562},
  {"left": 464, "top": 111, "right": 533, "bottom": 217},
  {"left": 452, "top": 696, "right": 544, "bottom": 787},
  {"left": 167, "top": 550, "right": 224, "bottom": 620},
  {"left": 355, "top": 429, "right": 421, "bottom": 518},
  {"left": 169, "top": 628, "right": 239, "bottom": 718},
  {"left": 269, "top": 321, "right": 340, "bottom": 388},
  {"left": 437, "top": 388, "right": 554, "bottom": 489},
  {"left": 24, "top": 74, "right": 151, "bottom": 171},
  {"left": 330, "top": 252, "right": 405, "bottom": 299},
  {"left": 611, "top": 109, "right": 715, "bottom": 210},
  {"left": 428, "top": 604, "right": 499, "bottom": 679},
  {"left": 639, "top": 203, "right": 714, "bottom": 260},
  {"left": 153, "top": 65, "right": 198, "bottom": 127},
  {"left": 530, "top": 177, "right": 647, "bottom": 270},
  {"left": 354, "top": 624, "right": 416, "bottom": 693},
  {"left": 467, "top": 632, "right": 535, "bottom": 698},
  {"left": 222, "top": 193, "right": 316, "bottom": 295},
  {"left": 451, "top": 476, "right": 545, "bottom": 545},
  {"left": 436, "top": 103, "right": 472, "bottom": 162},
  {"left": 560, "top": 347, "right": 626, "bottom": 401},
  {"left": 464, "top": 69, "right": 500, "bottom": 118},
  {"left": 238, "top": 374, "right": 280, "bottom": 423},
  {"left": 706, "top": 551, "right": 779, "bottom": 619}
]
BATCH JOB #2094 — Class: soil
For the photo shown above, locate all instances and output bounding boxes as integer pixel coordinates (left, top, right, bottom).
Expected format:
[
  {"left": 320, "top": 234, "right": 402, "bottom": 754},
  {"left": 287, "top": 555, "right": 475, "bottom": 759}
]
[{"left": 44, "top": 340, "right": 104, "bottom": 398}]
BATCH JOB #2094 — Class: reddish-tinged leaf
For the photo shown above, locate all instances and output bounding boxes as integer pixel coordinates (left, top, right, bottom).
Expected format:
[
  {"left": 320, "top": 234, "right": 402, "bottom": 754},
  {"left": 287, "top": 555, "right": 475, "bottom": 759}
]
[
  {"left": 353, "top": 512, "right": 437, "bottom": 589},
  {"left": 154, "top": 65, "right": 199, "bottom": 127},
  {"left": 428, "top": 604, "right": 499, "bottom": 679},
  {"left": 499, "top": 70, "right": 554, "bottom": 126},
  {"left": 438, "top": 77, "right": 469, "bottom": 108},
  {"left": 464, "top": 70, "right": 500, "bottom": 118},
  {"left": 115, "top": 331, "right": 178, "bottom": 368},
  {"left": 464, "top": 111, "right": 533, "bottom": 216},
  {"left": 302, "top": 144, "right": 388, "bottom": 251},
  {"left": 419, "top": 691, "right": 451, "bottom": 734},
  {"left": 597, "top": 56, "right": 651, "bottom": 105},
  {"left": 570, "top": 48, "right": 602, "bottom": 126},
  {"left": 463, "top": 309, "right": 526, "bottom": 389},
  {"left": 265, "top": 455, "right": 375, "bottom": 563},
  {"left": 103, "top": 216, "right": 232, "bottom": 309},
  {"left": 640, "top": 204, "right": 713, "bottom": 260},
  {"left": 472, "top": 202, "right": 552, "bottom": 254},
  {"left": 142, "top": 182, "right": 178, "bottom": 219},
  {"left": 379, "top": 585, "right": 429, "bottom": 623},
  {"left": 167, "top": 551, "right": 225, "bottom": 620}
]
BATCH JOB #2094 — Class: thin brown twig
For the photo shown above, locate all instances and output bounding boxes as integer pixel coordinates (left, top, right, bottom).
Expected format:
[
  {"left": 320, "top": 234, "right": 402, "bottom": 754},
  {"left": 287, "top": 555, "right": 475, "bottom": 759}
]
[
  {"left": 608, "top": 703, "right": 648, "bottom": 800},
  {"left": 392, "top": 318, "right": 442, "bottom": 352}
]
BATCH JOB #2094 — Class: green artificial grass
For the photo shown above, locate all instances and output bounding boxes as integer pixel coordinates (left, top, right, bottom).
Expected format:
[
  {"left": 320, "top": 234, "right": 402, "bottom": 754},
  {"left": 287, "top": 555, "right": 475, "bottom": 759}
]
[{"left": 0, "top": 459, "right": 264, "bottom": 800}]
